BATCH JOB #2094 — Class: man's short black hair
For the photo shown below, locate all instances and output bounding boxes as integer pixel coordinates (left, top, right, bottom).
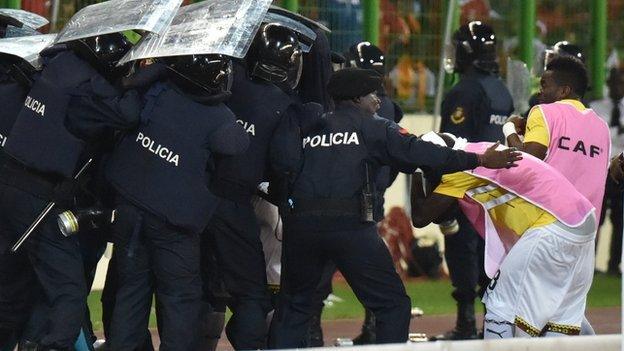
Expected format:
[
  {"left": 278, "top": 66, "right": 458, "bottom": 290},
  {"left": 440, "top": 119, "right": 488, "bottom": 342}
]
[{"left": 545, "top": 56, "right": 589, "bottom": 98}]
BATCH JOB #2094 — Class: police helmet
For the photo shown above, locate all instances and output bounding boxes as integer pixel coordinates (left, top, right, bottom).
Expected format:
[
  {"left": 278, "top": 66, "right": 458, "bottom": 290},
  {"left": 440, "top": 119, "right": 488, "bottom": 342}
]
[
  {"left": 164, "top": 54, "right": 233, "bottom": 99},
  {"left": 68, "top": 32, "right": 133, "bottom": 82},
  {"left": 544, "top": 41, "right": 585, "bottom": 68},
  {"left": 247, "top": 23, "right": 303, "bottom": 90},
  {"left": 346, "top": 41, "right": 385, "bottom": 75},
  {"left": 446, "top": 21, "right": 498, "bottom": 74}
]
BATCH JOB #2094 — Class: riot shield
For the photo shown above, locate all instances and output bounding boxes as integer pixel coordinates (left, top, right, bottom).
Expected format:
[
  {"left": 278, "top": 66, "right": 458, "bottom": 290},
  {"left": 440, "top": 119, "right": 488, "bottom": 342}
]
[
  {"left": 119, "top": 0, "right": 272, "bottom": 64},
  {"left": 268, "top": 6, "right": 330, "bottom": 33},
  {"left": 54, "top": 0, "right": 182, "bottom": 45},
  {"left": 0, "top": 34, "right": 56, "bottom": 69},
  {"left": 0, "top": 8, "right": 48, "bottom": 30}
]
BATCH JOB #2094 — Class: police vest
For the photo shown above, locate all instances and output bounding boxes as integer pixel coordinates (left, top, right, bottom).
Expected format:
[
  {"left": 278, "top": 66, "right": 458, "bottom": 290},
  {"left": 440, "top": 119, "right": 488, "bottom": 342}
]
[
  {"left": 4, "top": 50, "right": 95, "bottom": 178},
  {"left": 106, "top": 83, "right": 233, "bottom": 234},
  {"left": 291, "top": 107, "right": 372, "bottom": 212},
  {"left": 214, "top": 70, "right": 292, "bottom": 199},
  {"left": 475, "top": 74, "right": 514, "bottom": 142}
]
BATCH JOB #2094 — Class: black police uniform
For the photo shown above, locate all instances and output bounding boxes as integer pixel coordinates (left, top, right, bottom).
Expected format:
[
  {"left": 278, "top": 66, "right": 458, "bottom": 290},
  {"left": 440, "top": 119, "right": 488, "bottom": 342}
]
[
  {"left": 439, "top": 69, "right": 513, "bottom": 337},
  {"left": 269, "top": 100, "right": 484, "bottom": 347},
  {"left": 200, "top": 62, "right": 295, "bottom": 350},
  {"left": 0, "top": 45, "right": 141, "bottom": 350},
  {"left": 0, "top": 57, "right": 37, "bottom": 349},
  {"left": 105, "top": 79, "right": 248, "bottom": 351},
  {"left": 307, "top": 85, "right": 404, "bottom": 346}
]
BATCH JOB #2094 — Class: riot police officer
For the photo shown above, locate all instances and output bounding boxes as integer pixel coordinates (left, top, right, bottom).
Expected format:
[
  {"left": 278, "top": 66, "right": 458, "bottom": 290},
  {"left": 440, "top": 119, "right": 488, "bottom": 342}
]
[
  {"left": 104, "top": 54, "right": 249, "bottom": 351},
  {"left": 0, "top": 32, "right": 141, "bottom": 350},
  {"left": 268, "top": 67, "right": 520, "bottom": 348},
  {"left": 0, "top": 9, "right": 52, "bottom": 165},
  {"left": 436, "top": 21, "right": 514, "bottom": 340},
  {"left": 0, "top": 14, "right": 48, "bottom": 350},
  {"left": 200, "top": 23, "right": 304, "bottom": 350},
  {"left": 346, "top": 41, "right": 403, "bottom": 124}
]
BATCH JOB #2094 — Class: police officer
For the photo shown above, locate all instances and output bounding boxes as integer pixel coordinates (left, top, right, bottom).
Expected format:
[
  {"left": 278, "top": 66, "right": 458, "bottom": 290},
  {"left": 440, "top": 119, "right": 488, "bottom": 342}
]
[
  {"left": 0, "top": 32, "right": 141, "bottom": 350},
  {"left": 306, "top": 41, "right": 406, "bottom": 346},
  {"left": 200, "top": 23, "right": 304, "bottom": 350},
  {"left": 268, "top": 67, "right": 520, "bottom": 348},
  {"left": 0, "top": 16, "right": 45, "bottom": 351},
  {"left": 0, "top": 10, "right": 51, "bottom": 165},
  {"left": 436, "top": 21, "right": 514, "bottom": 340},
  {"left": 346, "top": 41, "right": 403, "bottom": 124},
  {"left": 104, "top": 54, "right": 248, "bottom": 351}
]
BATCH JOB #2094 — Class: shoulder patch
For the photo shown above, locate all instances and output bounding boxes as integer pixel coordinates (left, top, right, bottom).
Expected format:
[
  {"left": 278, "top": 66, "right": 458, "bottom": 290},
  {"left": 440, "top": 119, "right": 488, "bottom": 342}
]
[{"left": 451, "top": 107, "right": 466, "bottom": 124}]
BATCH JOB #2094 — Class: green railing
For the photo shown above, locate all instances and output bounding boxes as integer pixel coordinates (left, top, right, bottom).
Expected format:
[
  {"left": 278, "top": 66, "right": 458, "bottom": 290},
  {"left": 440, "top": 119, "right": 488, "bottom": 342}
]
[{"left": 26, "top": 0, "right": 612, "bottom": 110}]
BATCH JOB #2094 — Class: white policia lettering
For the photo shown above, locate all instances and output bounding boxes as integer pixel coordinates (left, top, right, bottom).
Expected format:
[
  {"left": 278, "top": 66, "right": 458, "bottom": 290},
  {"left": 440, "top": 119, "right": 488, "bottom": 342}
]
[
  {"left": 302, "top": 132, "right": 360, "bottom": 148},
  {"left": 489, "top": 114, "right": 507, "bottom": 125},
  {"left": 237, "top": 120, "right": 256, "bottom": 136},
  {"left": 136, "top": 132, "right": 180, "bottom": 167},
  {"left": 24, "top": 96, "right": 46, "bottom": 117}
]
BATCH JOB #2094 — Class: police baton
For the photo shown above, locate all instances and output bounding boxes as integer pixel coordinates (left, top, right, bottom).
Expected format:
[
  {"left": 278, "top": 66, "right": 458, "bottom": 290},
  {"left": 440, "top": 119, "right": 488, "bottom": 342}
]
[{"left": 11, "top": 159, "right": 93, "bottom": 252}]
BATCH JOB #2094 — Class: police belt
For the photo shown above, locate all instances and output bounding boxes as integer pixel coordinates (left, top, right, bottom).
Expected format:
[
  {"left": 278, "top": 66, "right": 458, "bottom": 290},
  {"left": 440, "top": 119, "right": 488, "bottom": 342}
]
[
  {"left": 291, "top": 198, "right": 360, "bottom": 216},
  {"left": 0, "top": 156, "right": 61, "bottom": 199}
]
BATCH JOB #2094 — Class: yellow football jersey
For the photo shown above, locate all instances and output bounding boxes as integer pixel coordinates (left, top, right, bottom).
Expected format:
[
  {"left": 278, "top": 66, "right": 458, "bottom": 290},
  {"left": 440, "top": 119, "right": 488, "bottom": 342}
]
[{"left": 434, "top": 172, "right": 556, "bottom": 236}]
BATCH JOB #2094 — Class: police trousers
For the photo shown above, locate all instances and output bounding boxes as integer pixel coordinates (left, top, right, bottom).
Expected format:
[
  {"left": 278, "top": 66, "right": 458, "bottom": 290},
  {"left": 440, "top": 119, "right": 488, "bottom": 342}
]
[
  {"left": 20, "top": 228, "right": 107, "bottom": 347},
  {"left": 0, "top": 181, "right": 87, "bottom": 350},
  {"left": 201, "top": 199, "right": 272, "bottom": 350},
  {"left": 101, "top": 251, "right": 154, "bottom": 351},
  {"left": 269, "top": 217, "right": 411, "bottom": 348},
  {"left": 108, "top": 201, "right": 202, "bottom": 351}
]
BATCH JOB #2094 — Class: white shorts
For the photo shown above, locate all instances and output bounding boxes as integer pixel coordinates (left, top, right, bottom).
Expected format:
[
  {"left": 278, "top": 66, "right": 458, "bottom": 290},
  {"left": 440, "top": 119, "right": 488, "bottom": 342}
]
[
  {"left": 252, "top": 195, "right": 283, "bottom": 287},
  {"left": 482, "top": 216, "right": 596, "bottom": 336}
]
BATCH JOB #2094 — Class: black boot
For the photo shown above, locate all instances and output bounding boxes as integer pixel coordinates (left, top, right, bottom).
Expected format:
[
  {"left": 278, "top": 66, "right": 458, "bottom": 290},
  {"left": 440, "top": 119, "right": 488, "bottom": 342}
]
[
  {"left": 430, "top": 302, "right": 478, "bottom": 341},
  {"left": 307, "top": 309, "right": 324, "bottom": 347},
  {"left": 352, "top": 309, "right": 376, "bottom": 345}
]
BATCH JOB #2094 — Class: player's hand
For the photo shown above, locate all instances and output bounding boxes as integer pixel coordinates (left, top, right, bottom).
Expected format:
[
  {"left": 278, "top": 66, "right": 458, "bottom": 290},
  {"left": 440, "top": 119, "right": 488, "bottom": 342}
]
[
  {"left": 507, "top": 115, "right": 527, "bottom": 135},
  {"left": 609, "top": 153, "right": 624, "bottom": 184},
  {"left": 479, "top": 142, "right": 523, "bottom": 169}
]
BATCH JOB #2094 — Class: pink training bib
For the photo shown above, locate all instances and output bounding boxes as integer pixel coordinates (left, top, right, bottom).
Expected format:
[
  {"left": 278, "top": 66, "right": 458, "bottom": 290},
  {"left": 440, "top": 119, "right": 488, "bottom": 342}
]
[
  {"left": 538, "top": 102, "right": 610, "bottom": 220},
  {"left": 459, "top": 142, "right": 595, "bottom": 277}
]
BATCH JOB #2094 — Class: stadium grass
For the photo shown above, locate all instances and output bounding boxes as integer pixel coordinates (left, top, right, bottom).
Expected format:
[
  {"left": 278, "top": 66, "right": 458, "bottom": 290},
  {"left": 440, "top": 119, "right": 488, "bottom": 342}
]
[{"left": 86, "top": 274, "right": 620, "bottom": 330}]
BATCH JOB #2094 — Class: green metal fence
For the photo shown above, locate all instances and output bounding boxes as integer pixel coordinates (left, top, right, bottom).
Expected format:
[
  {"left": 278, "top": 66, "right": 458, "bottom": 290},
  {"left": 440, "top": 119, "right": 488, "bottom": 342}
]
[
  {"left": 284, "top": 0, "right": 616, "bottom": 110},
  {"left": 19, "top": 0, "right": 618, "bottom": 110}
]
